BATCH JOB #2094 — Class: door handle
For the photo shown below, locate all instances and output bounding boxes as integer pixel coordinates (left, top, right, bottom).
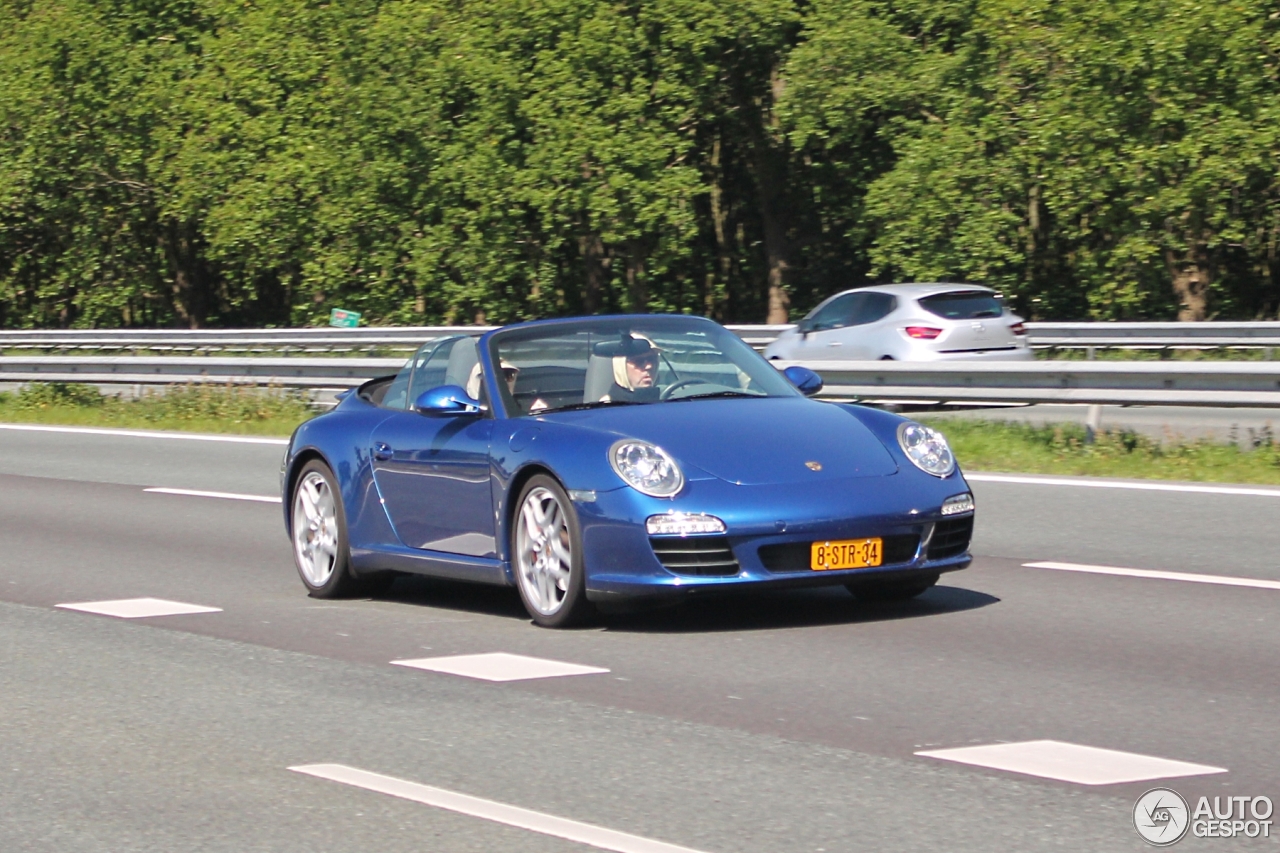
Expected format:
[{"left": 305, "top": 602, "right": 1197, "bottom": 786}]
[
  {"left": 828, "top": 341, "right": 842, "bottom": 347},
  {"left": 373, "top": 442, "right": 393, "bottom": 461}
]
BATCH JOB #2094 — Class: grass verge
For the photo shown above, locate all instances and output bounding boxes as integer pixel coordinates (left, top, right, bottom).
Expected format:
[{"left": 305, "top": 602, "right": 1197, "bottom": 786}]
[
  {"left": 3, "top": 383, "right": 1279, "bottom": 485},
  {"left": 0, "top": 382, "right": 314, "bottom": 436},
  {"left": 924, "top": 417, "right": 1280, "bottom": 485}
]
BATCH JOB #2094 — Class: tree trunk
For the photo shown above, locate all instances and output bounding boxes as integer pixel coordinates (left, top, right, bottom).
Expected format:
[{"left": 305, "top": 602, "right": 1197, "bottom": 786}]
[
  {"left": 579, "top": 232, "right": 606, "bottom": 314},
  {"left": 162, "top": 219, "right": 208, "bottom": 328},
  {"left": 1164, "top": 245, "right": 1210, "bottom": 322},
  {"left": 626, "top": 240, "right": 648, "bottom": 313},
  {"left": 709, "top": 134, "right": 733, "bottom": 319},
  {"left": 747, "top": 67, "right": 792, "bottom": 325}
]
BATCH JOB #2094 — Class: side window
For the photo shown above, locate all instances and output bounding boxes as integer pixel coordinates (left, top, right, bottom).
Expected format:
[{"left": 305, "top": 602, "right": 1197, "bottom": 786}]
[
  {"left": 380, "top": 337, "right": 470, "bottom": 410},
  {"left": 851, "top": 292, "right": 896, "bottom": 325},
  {"left": 807, "top": 293, "right": 859, "bottom": 331},
  {"left": 406, "top": 337, "right": 470, "bottom": 404}
]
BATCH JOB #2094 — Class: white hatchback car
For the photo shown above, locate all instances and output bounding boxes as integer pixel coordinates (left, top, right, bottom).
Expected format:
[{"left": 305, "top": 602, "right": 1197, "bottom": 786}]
[{"left": 764, "top": 283, "right": 1032, "bottom": 362}]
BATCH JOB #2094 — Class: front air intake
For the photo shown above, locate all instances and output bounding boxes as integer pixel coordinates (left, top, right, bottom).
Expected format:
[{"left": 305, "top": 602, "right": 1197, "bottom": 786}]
[
  {"left": 928, "top": 516, "right": 973, "bottom": 560},
  {"left": 649, "top": 536, "right": 740, "bottom": 576}
]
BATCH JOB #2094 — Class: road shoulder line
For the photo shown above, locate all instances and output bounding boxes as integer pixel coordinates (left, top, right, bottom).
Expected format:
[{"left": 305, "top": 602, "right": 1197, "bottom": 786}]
[
  {"left": 0, "top": 422, "right": 289, "bottom": 445},
  {"left": 1025, "top": 561, "right": 1280, "bottom": 591},
  {"left": 289, "top": 764, "right": 708, "bottom": 853},
  {"left": 968, "top": 472, "right": 1280, "bottom": 498}
]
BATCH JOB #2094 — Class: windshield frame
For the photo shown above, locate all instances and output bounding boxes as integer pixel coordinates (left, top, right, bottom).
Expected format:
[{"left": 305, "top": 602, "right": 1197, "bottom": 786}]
[{"left": 483, "top": 314, "right": 801, "bottom": 419}]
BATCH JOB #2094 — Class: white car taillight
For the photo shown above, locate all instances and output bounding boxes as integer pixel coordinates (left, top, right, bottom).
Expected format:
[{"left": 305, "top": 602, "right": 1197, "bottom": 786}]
[
  {"left": 904, "top": 326, "right": 943, "bottom": 340},
  {"left": 1009, "top": 322, "right": 1027, "bottom": 335}
]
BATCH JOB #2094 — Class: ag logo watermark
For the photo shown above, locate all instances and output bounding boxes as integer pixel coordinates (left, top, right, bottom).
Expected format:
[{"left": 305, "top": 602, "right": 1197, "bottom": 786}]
[
  {"left": 1135, "top": 788, "right": 1190, "bottom": 846},
  {"left": 1134, "top": 788, "right": 1273, "bottom": 845}
]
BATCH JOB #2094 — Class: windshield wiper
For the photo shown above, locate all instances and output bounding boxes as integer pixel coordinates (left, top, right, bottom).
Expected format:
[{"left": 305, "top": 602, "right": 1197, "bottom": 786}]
[
  {"left": 667, "top": 390, "right": 767, "bottom": 402},
  {"left": 541, "top": 400, "right": 642, "bottom": 414}
]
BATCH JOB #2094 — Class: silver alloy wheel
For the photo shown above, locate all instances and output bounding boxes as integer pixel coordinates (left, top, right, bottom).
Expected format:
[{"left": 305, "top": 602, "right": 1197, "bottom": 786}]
[
  {"left": 515, "top": 486, "right": 572, "bottom": 616},
  {"left": 293, "top": 470, "right": 339, "bottom": 587}
]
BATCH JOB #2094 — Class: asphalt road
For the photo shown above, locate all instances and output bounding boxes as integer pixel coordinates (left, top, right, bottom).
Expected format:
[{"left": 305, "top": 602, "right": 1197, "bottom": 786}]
[{"left": 1, "top": 424, "right": 1278, "bottom": 851}]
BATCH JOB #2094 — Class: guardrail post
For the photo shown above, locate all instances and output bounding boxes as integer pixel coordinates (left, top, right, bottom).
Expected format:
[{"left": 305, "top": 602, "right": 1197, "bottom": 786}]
[{"left": 1083, "top": 346, "right": 1102, "bottom": 442}]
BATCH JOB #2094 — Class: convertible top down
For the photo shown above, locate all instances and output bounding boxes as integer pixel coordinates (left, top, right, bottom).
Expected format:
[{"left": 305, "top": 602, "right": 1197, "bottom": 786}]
[{"left": 282, "top": 314, "right": 974, "bottom": 626}]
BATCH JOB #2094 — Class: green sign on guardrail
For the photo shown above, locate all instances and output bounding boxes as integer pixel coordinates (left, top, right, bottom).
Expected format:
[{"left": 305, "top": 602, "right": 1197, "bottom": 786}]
[{"left": 329, "top": 308, "right": 361, "bottom": 328}]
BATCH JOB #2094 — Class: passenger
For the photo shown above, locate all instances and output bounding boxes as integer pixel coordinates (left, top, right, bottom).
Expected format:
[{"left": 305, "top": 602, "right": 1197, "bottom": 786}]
[
  {"left": 466, "top": 359, "right": 520, "bottom": 400},
  {"left": 600, "top": 335, "right": 661, "bottom": 403}
]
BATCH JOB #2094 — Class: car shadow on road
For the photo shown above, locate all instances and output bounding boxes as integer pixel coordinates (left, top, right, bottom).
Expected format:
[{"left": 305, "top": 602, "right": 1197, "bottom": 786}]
[
  {"left": 600, "top": 584, "right": 999, "bottom": 634},
  {"left": 373, "top": 575, "right": 998, "bottom": 633},
  {"left": 374, "top": 574, "right": 531, "bottom": 619}
]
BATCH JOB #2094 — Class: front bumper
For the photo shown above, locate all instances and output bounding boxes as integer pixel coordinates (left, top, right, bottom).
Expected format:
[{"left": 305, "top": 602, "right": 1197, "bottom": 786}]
[{"left": 576, "top": 473, "right": 973, "bottom": 601}]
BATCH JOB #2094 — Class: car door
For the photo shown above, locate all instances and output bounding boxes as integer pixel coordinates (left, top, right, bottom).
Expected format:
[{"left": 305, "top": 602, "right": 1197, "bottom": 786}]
[
  {"left": 369, "top": 337, "right": 497, "bottom": 557},
  {"left": 797, "top": 292, "right": 896, "bottom": 360},
  {"left": 793, "top": 293, "right": 859, "bottom": 359}
]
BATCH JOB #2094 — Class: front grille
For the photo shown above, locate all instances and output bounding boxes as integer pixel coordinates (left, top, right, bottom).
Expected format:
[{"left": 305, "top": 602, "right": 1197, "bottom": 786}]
[
  {"left": 650, "top": 536, "right": 740, "bottom": 576},
  {"left": 928, "top": 516, "right": 973, "bottom": 560},
  {"left": 758, "top": 534, "right": 921, "bottom": 573}
]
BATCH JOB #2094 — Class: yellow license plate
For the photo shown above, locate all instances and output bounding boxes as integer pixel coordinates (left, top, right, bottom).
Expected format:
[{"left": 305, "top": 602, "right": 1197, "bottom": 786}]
[{"left": 811, "top": 538, "right": 883, "bottom": 571}]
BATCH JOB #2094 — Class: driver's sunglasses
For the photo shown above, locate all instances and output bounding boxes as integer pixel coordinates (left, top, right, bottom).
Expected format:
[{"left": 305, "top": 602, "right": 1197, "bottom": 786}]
[
  {"left": 630, "top": 356, "right": 658, "bottom": 371},
  {"left": 501, "top": 367, "right": 520, "bottom": 380}
]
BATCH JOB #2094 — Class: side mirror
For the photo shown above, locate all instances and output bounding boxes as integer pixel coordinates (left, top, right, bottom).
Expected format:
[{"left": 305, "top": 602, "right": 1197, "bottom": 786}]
[
  {"left": 783, "top": 366, "right": 823, "bottom": 397},
  {"left": 413, "top": 384, "right": 483, "bottom": 415},
  {"left": 796, "top": 318, "right": 815, "bottom": 337}
]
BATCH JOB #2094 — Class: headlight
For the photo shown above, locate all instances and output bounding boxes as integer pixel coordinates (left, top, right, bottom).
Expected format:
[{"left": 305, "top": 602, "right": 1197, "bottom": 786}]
[
  {"left": 897, "top": 422, "right": 956, "bottom": 478},
  {"left": 609, "top": 439, "right": 684, "bottom": 497}
]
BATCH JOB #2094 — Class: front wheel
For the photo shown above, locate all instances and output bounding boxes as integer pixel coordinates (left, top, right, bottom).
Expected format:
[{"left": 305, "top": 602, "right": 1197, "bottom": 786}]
[
  {"left": 290, "top": 459, "right": 364, "bottom": 598},
  {"left": 846, "top": 573, "right": 939, "bottom": 602},
  {"left": 512, "top": 475, "right": 591, "bottom": 627}
]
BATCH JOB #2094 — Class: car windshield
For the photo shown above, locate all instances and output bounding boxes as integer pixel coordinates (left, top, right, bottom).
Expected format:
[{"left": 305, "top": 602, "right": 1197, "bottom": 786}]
[
  {"left": 489, "top": 316, "right": 800, "bottom": 416},
  {"left": 917, "top": 290, "right": 1004, "bottom": 320}
]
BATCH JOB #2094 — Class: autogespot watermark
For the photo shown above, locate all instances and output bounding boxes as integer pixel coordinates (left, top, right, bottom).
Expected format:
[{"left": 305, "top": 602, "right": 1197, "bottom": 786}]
[{"left": 1134, "top": 788, "right": 1274, "bottom": 846}]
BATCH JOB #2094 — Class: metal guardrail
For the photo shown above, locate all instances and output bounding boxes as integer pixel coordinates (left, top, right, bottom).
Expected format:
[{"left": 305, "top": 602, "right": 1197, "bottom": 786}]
[
  {"left": 772, "top": 360, "right": 1280, "bottom": 407},
  {"left": 4, "top": 354, "right": 1280, "bottom": 408},
  {"left": 0, "top": 325, "right": 796, "bottom": 352},
  {"left": 0, "top": 321, "right": 1278, "bottom": 353},
  {"left": 0, "top": 356, "right": 403, "bottom": 389}
]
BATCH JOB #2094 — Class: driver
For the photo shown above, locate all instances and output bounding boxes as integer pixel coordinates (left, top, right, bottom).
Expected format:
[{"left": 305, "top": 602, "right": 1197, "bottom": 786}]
[{"left": 600, "top": 335, "right": 662, "bottom": 403}]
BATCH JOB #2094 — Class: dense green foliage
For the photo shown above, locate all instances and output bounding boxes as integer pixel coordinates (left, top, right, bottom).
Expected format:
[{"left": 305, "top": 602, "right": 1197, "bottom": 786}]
[{"left": 2, "top": 0, "right": 1279, "bottom": 328}]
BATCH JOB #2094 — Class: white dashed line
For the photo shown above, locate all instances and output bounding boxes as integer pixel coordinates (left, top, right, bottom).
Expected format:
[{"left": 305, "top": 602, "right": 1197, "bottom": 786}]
[
  {"left": 391, "top": 652, "right": 610, "bottom": 682},
  {"left": 1025, "top": 561, "right": 1280, "bottom": 591},
  {"left": 0, "top": 423, "right": 289, "bottom": 445},
  {"left": 916, "top": 740, "right": 1227, "bottom": 786},
  {"left": 144, "top": 487, "right": 281, "bottom": 504},
  {"left": 55, "top": 598, "right": 223, "bottom": 618},
  {"left": 966, "top": 472, "right": 1280, "bottom": 498},
  {"left": 289, "top": 764, "right": 708, "bottom": 853}
]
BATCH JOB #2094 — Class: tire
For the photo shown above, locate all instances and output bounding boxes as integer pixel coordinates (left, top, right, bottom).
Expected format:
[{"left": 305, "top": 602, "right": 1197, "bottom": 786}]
[
  {"left": 290, "top": 459, "right": 364, "bottom": 598},
  {"left": 846, "top": 573, "right": 939, "bottom": 602},
  {"left": 512, "top": 474, "right": 591, "bottom": 627}
]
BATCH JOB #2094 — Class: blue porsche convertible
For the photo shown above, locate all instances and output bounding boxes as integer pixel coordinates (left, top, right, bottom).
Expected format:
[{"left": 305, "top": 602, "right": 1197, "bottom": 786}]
[{"left": 282, "top": 314, "right": 974, "bottom": 626}]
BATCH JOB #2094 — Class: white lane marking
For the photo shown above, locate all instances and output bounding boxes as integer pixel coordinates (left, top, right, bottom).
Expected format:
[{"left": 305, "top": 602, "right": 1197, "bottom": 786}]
[
  {"left": 290, "top": 764, "right": 708, "bottom": 853},
  {"left": 144, "top": 487, "right": 281, "bottom": 504},
  {"left": 916, "top": 740, "right": 1226, "bottom": 786},
  {"left": 967, "top": 472, "right": 1280, "bottom": 498},
  {"left": 1025, "top": 561, "right": 1280, "bottom": 591},
  {"left": 0, "top": 423, "right": 289, "bottom": 445},
  {"left": 391, "top": 652, "right": 610, "bottom": 682},
  {"left": 55, "top": 597, "right": 222, "bottom": 618}
]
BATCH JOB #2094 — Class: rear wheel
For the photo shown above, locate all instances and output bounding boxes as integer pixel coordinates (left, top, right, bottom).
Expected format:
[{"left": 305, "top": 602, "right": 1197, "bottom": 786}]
[
  {"left": 290, "top": 459, "right": 365, "bottom": 598},
  {"left": 512, "top": 475, "right": 591, "bottom": 627},
  {"left": 846, "top": 573, "right": 939, "bottom": 602}
]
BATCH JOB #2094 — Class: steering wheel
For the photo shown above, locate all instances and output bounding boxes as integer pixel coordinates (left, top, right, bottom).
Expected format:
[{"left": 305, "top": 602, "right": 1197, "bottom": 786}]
[{"left": 660, "top": 378, "right": 714, "bottom": 400}]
